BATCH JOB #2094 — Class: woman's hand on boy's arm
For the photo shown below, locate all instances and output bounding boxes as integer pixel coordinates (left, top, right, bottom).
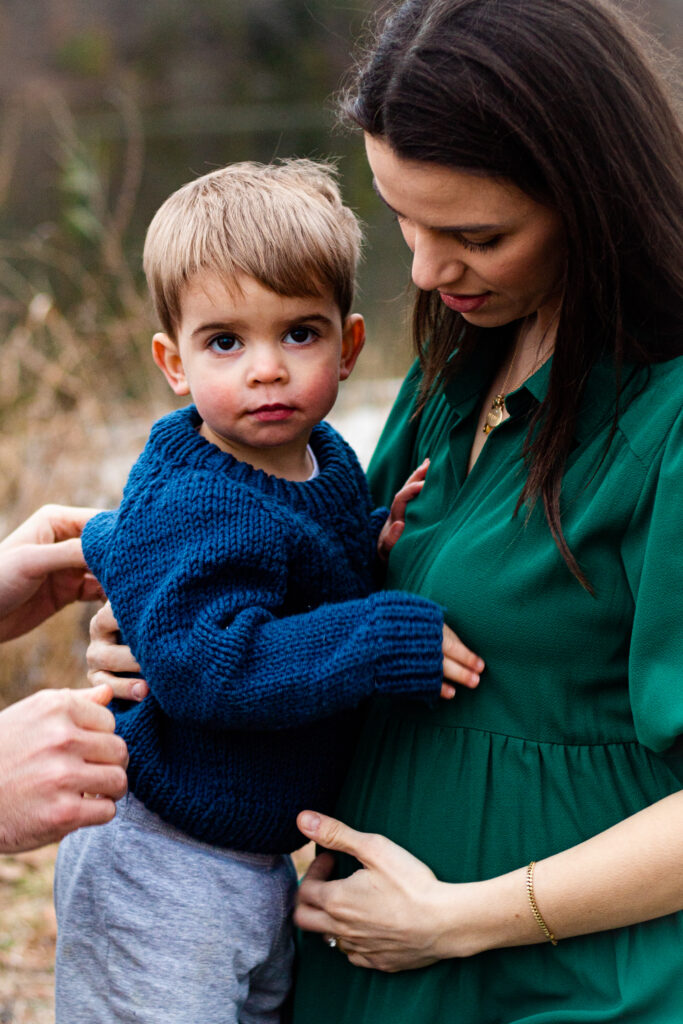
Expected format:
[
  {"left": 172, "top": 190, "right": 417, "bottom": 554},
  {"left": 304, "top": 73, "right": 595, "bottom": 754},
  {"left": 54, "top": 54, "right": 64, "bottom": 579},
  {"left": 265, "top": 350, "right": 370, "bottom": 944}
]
[
  {"left": 377, "top": 459, "right": 430, "bottom": 562},
  {"left": 87, "top": 602, "right": 149, "bottom": 702}
]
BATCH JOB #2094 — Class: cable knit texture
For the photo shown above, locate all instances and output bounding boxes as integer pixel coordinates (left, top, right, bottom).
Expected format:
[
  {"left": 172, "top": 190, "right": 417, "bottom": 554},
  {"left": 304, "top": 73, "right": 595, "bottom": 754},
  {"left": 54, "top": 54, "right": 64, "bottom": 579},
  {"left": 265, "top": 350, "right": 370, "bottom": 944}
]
[{"left": 82, "top": 407, "right": 444, "bottom": 852}]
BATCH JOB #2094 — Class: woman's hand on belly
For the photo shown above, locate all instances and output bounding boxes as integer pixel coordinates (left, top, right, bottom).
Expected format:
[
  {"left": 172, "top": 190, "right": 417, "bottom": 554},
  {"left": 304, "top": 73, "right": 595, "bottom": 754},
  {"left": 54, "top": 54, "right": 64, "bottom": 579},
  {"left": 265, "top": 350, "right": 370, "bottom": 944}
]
[
  {"left": 294, "top": 811, "right": 486, "bottom": 971},
  {"left": 295, "top": 794, "right": 683, "bottom": 971}
]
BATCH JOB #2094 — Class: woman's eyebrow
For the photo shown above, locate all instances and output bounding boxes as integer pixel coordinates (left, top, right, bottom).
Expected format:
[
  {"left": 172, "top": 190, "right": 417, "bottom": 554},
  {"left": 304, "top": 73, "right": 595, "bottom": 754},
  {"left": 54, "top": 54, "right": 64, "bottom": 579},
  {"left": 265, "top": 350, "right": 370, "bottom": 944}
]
[
  {"left": 371, "top": 178, "right": 403, "bottom": 217},
  {"left": 371, "top": 178, "right": 504, "bottom": 234}
]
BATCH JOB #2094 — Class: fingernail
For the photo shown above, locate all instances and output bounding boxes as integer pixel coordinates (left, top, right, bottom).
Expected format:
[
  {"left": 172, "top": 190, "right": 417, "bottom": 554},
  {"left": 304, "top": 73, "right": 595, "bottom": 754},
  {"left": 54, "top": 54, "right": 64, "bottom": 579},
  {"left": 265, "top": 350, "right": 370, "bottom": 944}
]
[
  {"left": 475, "top": 658, "right": 485, "bottom": 672},
  {"left": 132, "top": 683, "right": 146, "bottom": 700},
  {"left": 299, "top": 812, "right": 320, "bottom": 833}
]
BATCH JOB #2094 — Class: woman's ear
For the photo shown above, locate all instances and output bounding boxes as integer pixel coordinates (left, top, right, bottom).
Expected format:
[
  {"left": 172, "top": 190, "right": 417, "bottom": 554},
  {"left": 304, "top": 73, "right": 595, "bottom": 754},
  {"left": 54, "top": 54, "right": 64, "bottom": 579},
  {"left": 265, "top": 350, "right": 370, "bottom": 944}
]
[
  {"left": 152, "top": 333, "right": 190, "bottom": 395},
  {"left": 339, "top": 314, "right": 366, "bottom": 381}
]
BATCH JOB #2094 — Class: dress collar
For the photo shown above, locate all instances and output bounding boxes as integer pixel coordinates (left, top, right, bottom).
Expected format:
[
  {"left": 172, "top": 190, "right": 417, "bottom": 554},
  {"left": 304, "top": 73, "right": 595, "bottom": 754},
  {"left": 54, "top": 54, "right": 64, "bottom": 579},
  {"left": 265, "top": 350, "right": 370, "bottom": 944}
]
[{"left": 441, "top": 340, "right": 638, "bottom": 445}]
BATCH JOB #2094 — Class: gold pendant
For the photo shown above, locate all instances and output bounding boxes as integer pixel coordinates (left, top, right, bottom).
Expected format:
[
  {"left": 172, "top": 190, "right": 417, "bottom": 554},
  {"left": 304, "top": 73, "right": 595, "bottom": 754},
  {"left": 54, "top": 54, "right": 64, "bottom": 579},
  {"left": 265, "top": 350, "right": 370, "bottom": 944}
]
[{"left": 483, "top": 394, "right": 505, "bottom": 434}]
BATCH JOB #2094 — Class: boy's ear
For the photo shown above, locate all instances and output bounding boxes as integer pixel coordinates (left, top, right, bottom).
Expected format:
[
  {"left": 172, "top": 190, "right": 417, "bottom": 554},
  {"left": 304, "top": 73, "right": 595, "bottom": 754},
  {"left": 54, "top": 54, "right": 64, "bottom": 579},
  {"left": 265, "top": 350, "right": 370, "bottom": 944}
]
[
  {"left": 339, "top": 314, "right": 365, "bottom": 381},
  {"left": 152, "top": 333, "right": 190, "bottom": 396}
]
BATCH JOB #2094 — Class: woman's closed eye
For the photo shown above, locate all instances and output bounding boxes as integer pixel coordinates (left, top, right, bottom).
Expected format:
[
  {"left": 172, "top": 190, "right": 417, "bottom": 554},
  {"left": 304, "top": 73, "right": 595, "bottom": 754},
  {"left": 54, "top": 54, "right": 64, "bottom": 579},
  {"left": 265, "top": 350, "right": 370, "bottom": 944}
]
[
  {"left": 208, "top": 333, "right": 242, "bottom": 353},
  {"left": 391, "top": 210, "right": 502, "bottom": 253},
  {"left": 456, "top": 234, "right": 502, "bottom": 253}
]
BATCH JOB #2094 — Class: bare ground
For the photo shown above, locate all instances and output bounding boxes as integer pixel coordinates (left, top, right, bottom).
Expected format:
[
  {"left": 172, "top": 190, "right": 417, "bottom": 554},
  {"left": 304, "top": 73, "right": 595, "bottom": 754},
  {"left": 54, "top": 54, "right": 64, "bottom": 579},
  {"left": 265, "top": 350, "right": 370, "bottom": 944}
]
[{"left": 0, "top": 845, "right": 57, "bottom": 1024}]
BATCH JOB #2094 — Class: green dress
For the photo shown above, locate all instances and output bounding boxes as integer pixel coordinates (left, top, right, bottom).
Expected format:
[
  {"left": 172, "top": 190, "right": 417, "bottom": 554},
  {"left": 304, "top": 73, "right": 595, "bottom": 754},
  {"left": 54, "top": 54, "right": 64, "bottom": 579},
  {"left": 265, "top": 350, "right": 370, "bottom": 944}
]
[{"left": 293, "top": 347, "right": 683, "bottom": 1023}]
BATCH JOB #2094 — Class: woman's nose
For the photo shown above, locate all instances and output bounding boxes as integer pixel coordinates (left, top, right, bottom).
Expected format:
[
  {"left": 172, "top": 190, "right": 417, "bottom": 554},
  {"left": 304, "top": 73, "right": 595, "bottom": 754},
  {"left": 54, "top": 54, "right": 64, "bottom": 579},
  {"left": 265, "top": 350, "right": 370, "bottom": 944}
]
[{"left": 410, "top": 229, "right": 466, "bottom": 293}]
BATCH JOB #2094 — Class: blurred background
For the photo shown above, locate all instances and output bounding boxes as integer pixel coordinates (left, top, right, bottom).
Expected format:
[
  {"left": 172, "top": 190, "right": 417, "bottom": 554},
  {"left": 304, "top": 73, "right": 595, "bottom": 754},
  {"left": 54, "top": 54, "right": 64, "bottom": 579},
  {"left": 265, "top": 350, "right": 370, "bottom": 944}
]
[
  {"left": 0, "top": 0, "right": 421, "bottom": 712},
  {"left": 0, "top": 0, "right": 681, "bottom": 704},
  {"left": 0, "top": 2, "right": 680, "bottom": 1015}
]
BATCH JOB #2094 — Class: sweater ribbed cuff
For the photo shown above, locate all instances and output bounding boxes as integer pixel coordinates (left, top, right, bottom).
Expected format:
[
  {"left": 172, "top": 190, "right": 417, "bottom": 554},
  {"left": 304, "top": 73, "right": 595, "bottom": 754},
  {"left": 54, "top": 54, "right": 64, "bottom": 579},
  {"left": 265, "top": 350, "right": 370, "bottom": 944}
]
[{"left": 370, "top": 592, "right": 444, "bottom": 699}]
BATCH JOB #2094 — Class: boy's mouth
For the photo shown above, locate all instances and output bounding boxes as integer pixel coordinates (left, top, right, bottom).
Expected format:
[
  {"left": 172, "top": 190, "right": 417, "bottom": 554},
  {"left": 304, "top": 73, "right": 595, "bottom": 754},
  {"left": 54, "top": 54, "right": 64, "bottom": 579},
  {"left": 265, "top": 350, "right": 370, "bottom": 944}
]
[{"left": 250, "top": 404, "right": 295, "bottom": 422}]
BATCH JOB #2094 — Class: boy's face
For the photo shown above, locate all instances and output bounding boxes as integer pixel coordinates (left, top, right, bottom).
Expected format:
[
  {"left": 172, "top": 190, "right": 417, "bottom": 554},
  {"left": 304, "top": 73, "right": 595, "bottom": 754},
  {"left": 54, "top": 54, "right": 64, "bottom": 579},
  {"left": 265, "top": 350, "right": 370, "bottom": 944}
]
[{"left": 152, "top": 271, "right": 365, "bottom": 478}]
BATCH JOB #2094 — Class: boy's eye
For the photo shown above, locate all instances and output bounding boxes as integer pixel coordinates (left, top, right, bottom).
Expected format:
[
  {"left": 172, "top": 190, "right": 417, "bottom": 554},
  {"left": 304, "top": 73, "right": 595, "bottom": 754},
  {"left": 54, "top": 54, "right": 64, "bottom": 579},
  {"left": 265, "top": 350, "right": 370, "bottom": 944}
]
[
  {"left": 285, "top": 326, "right": 317, "bottom": 346},
  {"left": 208, "top": 334, "right": 241, "bottom": 353}
]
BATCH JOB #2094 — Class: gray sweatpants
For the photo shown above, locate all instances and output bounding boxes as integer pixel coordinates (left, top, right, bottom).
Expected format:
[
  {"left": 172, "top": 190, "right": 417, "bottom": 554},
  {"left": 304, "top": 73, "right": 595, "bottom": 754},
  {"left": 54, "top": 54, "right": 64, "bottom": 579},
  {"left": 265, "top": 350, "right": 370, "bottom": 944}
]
[{"left": 54, "top": 792, "right": 297, "bottom": 1024}]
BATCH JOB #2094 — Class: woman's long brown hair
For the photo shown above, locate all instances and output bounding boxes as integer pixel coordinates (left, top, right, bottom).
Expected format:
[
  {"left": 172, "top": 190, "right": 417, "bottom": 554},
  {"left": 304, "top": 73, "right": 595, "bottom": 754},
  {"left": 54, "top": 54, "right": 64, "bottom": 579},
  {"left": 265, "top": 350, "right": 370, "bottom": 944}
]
[{"left": 341, "top": 0, "right": 683, "bottom": 588}]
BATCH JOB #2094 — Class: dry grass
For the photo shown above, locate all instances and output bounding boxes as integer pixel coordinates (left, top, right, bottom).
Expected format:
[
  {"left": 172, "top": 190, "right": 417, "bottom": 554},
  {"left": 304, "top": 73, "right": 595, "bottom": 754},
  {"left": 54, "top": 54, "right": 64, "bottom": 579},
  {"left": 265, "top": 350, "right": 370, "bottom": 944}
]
[
  {"left": 0, "top": 99, "right": 165, "bottom": 1011},
  {"left": 0, "top": 86, "right": 171, "bottom": 706},
  {"left": 0, "top": 310, "right": 165, "bottom": 709},
  {"left": 0, "top": 846, "right": 58, "bottom": 1024}
]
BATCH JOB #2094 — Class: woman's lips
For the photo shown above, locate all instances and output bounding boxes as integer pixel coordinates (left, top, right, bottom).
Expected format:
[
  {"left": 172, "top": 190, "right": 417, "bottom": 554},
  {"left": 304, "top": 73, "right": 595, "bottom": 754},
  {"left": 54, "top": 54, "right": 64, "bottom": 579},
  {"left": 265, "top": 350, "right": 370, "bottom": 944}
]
[
  {"left": 439, "top": 291, "right": 490, "bottom": 313},
  {"left": 251, "top": 404, "right": 295, "bottom": 422}
]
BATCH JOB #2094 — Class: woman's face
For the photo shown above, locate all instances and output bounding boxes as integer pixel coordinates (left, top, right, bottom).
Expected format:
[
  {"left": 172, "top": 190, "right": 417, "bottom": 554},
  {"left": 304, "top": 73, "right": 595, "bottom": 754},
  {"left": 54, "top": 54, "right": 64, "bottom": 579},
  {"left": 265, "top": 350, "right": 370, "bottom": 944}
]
[{"left": 365, "top": 134, "right": 566, "bottom": 332}]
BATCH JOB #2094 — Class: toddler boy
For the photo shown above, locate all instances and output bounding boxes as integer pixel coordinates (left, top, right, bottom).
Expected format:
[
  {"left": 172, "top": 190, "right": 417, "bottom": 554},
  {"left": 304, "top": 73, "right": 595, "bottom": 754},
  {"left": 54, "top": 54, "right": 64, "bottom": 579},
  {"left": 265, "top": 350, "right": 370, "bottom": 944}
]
[{"left": 54, "top": 160, "right": 459, "bottom": 1024}]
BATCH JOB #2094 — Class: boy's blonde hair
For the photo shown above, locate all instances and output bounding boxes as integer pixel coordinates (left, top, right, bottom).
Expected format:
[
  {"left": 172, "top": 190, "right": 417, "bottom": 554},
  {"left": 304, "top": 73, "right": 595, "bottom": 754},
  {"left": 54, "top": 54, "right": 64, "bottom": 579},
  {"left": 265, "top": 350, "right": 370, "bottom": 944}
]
[{"left": 143, "top": 159, "right": 363, "bottom": 338}]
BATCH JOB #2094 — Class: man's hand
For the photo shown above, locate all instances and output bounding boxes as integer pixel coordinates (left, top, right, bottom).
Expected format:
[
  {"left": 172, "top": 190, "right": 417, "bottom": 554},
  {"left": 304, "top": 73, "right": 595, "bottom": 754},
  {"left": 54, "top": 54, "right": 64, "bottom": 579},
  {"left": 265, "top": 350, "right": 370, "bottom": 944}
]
[
  {"left": 0, "top": 685, "right": 128, "bottom": 853},
  {"left": 0, "top": 504, "right": 103, "bottom": 641}
]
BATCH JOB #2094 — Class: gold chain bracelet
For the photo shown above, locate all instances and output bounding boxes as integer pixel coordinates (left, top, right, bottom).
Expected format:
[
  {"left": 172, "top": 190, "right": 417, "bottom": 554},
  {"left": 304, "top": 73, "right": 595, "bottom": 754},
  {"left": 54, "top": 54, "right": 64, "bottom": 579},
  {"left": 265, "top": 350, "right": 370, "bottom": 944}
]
[{"left": 526, "top": 861, "right": 558, "bottom": 946}]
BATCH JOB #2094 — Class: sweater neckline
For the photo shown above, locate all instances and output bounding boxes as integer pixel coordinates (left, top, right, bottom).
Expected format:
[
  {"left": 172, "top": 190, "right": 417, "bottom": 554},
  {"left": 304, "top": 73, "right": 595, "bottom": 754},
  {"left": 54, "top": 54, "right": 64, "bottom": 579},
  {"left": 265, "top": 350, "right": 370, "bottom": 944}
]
[{"left": 147, "top": 405, "right": 353, "bottom": 502}]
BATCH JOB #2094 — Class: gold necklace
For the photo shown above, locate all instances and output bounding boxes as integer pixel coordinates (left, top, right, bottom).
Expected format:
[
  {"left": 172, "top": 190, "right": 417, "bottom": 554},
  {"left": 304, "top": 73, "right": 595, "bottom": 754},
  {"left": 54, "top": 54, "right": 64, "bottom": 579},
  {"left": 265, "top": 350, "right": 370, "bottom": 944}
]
[
  {"left": 482, "top": 314, "right": 558, "bottom": 435},
  {"left": 483, "top": 344, "right": 519, "bottom": 435}
]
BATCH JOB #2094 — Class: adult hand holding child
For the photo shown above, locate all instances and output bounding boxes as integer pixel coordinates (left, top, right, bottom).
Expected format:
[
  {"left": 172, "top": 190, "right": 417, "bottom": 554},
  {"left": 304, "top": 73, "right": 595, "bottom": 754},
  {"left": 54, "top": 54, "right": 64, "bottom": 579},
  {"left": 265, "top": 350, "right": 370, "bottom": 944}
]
[
  {"left": 0, "top": 504, "right": 102, "bottom": 639},
  {"left": 0, "top": 505, "right": 128, "bottom": 853}
]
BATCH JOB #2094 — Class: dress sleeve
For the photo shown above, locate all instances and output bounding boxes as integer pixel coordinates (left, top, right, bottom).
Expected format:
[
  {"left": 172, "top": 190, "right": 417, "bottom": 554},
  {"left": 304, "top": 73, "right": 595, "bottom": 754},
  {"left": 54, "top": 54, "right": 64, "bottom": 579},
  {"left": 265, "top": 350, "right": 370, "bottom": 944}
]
[
  {"left": 622, "top": 409, "right": 683, "bottom": 754},
  {"left": 87, "top": 488, "right": 444, "bottom": 733},
  {"left": 367, "top": 360, "right": 424, "bottom": 508}
]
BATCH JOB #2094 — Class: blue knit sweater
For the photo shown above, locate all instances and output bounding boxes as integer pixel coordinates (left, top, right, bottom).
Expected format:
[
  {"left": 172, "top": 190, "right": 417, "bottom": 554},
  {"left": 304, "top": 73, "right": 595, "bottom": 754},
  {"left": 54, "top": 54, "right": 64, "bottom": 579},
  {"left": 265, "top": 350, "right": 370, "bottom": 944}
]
[{"left": 82, "top": 407, "right": 444, "bottom": 853}]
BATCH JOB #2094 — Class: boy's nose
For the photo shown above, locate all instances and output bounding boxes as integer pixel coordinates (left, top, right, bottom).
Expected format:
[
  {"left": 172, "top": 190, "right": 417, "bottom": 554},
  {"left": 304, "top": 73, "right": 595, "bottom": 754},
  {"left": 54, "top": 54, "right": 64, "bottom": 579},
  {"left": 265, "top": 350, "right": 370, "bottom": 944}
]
[{"left": 246, "top": 345, "right": 288, "bottom": 385}]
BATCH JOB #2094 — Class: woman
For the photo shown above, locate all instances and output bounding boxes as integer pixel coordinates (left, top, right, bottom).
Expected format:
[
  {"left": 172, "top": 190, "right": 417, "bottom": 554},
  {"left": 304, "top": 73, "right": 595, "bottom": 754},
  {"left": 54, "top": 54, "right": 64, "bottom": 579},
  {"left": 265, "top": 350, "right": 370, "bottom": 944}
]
[
  {"left": 91, "top": 0, "right": 682, "bottom": 1018},
  {"left": 289, "top": 0, "right": 683, "bottom": 1020}
]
